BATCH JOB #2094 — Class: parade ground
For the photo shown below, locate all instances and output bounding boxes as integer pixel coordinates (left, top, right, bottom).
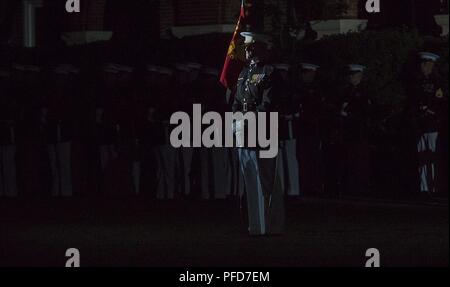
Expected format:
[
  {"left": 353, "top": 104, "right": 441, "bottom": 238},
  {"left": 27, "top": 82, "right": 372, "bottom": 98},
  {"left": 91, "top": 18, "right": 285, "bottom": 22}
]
[{"left": 0, "top": 196, "right": 448, "bottom": 267}]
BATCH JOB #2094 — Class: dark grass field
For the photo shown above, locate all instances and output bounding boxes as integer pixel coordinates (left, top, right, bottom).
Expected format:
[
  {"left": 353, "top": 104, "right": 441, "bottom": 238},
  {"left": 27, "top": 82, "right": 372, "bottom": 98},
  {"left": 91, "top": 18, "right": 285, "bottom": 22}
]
[{"left": 0, "top": 196, "right": 448, "bottom": 267}]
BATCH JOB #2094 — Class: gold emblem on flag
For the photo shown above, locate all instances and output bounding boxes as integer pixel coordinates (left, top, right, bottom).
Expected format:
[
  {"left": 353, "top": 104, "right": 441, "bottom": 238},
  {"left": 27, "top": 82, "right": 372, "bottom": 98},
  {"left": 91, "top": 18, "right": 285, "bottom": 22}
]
[{"left": 228, "top": 41, "right": 237, "bottom": 59}]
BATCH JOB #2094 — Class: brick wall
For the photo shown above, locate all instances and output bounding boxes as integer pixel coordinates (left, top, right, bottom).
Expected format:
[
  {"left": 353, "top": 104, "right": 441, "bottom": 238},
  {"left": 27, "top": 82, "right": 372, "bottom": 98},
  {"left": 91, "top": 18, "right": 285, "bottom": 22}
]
[
  {"left": 8, "top": 0, "right": 364, "bottom": 45},
  {"left": 160, "top": 0, "right": 175, "bottom": 37},
  {"left": 174, "top": 0, "right": 220, "bottom": 25},
  {"left": 159, "top": 0, "right": 241, "bottom": 37},
  {"left": 11, "top": 6, "right": 23, "bottom": 46},
  {"left": 84, "top": 0, "right": 107, "bottom": 30},
  {"left": 64, "top": 0, "right": 106, "bottom": 31},
  {"left": 344, "top": 0, "right": 361, "bottom": 18},
  {"left": 264, "top": 0, "right": 288, "bottom": 32}
]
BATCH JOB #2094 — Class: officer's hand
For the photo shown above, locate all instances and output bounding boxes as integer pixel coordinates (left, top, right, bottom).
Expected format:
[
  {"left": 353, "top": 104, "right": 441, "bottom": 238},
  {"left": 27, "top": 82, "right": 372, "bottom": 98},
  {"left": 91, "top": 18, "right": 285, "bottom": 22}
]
[{"left": 340, "top": 103, "right": 349, "bottom": 117}]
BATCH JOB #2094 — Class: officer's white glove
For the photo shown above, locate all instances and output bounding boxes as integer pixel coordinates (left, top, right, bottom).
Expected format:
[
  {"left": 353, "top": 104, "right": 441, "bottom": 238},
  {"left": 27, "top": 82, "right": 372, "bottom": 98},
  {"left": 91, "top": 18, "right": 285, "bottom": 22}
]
[
  {"left": 340, "top": 102, "right": 349, "bottom": 117},
  {"left": 233, "top": 119, "right": 246, "bottom": 148}
]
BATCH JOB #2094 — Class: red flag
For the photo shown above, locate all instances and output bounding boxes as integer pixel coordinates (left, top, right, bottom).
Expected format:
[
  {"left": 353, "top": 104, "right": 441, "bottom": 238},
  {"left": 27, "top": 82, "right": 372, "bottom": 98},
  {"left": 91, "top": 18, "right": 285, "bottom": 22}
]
[{"left": 219, "top": 1, "right": 247, "bottom": 89}]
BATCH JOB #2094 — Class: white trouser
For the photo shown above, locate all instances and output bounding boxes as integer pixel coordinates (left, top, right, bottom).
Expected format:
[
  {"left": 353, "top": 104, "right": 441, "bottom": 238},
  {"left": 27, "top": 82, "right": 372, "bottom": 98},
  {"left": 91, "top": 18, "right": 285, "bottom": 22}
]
[
  {"left": 200, "top": 147, "right": 232, "bottom": 199},
  {"left": 155, "top": 145, "right": 177, "bottom": 199},
  {"left": 48, "top": 142, "right": 72, "bottom": 197},
  {"left": 99, "top": 144, "right": 117, "bottom": 171},
  {"left": 238, "top": 149, "right": 267, "bottom": 235},
  {"left": 0, "top": 145, "right": 18, "bottom": 197},
  {"left": 211, "top": 148, "right": 232, "bottom": 199},
  {"left": 277, "top": 147, "right": 285, "bottom": 193},
  {"left": 200, "top": 148, "right": 211, "bottom": 199},
  {"left": 181, "top": 147, "right": 194, "bottom": 196},
  {"left": 417, "top": 132, "right": 438, "bottom": 193},
  {"left": 231, "top": 148, "right": 245, "bottom": 197},
  {"left": 283, "top": 139, "right": 300, "bottom": 196},
  {"left": 132, "top": 161, "right": 140, "bottom": 196}
]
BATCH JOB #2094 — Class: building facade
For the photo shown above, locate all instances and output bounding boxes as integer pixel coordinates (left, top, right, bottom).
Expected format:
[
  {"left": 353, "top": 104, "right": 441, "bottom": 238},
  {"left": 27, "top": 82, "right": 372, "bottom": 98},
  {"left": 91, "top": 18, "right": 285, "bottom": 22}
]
[{"left": 1, "top": 0, "right": 448, "bottom": 47}]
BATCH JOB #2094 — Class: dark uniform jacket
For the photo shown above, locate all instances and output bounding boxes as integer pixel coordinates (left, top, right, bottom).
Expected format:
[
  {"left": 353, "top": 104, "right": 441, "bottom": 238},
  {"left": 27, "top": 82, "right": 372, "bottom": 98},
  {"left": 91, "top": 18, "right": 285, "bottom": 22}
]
[
  {"left": 339, "top": 85, "right": 373, "bottom": 143},
  {"left": 232, "top": 61, "right": 275, "bottom": 149},
  {"left": 0, "top": 82, "right": 17, "bottom": 145},
  {"left": 407, "top": 74, "right": 446, "bottom": 134},
  {"left": 293, "top": 82, "right": 324, "bottom": 139},
  {"left": 233, "top": 62, "right": 274, "bottom": 113},
  {"left": 274, "top": 75, "right": 294, "bottom": 141}
]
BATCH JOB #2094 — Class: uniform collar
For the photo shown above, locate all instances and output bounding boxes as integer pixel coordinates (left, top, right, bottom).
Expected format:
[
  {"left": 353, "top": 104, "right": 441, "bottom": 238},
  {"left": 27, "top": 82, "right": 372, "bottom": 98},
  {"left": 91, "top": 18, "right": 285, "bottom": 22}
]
[{"left": 249, "top": 59, "right": 261, "bottom": 68}]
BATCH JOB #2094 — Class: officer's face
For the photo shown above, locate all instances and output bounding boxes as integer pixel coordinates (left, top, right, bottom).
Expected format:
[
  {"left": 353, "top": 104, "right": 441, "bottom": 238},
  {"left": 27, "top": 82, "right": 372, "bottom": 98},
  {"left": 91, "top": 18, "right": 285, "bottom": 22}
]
[
  {"left": 301, "top": 69, "right": 316, "bottom": 83},
  {"left": 21, "top": 71, "right": 41, "bottom": 87},
  {"left": 176, "top": 70, "right": 190, "bottom": 84},
  {"left": 147, "top": 107, "right": 156, "bottom": 120},
  {"left": 51, "top": 73, "right": 72, "bottom": 92},
  {"left": 103, "top": 71, "right": 117, "bottom": 89},
  {"left": 420, "top": 61, "right": 434, "bottom": 76},
  {"left": 188, "top": 69, "right": 200, "bottom": 82},
  {"left": 95, "top": 108, "right": 104, "bottom": 123},
  {"left": 157, "top": 73, "right": 172, "bottom": 86},
  {"left": 349, "top": 71, "right": 363, "bottom": 86},
  {"left": 277, "top": 70, "right": 288, "bottom": 82},
  {"left": 104, "top": 71, "right": 132, "bottom": 89},
  {"left": 245, "top": 44, "right": 256, "bottom": 61},
  {"left": 116, "top": 71, "right": 132, "bottom": 87},
  {"left": 144, "top": 71, "right": 157, "bottom": 86}
]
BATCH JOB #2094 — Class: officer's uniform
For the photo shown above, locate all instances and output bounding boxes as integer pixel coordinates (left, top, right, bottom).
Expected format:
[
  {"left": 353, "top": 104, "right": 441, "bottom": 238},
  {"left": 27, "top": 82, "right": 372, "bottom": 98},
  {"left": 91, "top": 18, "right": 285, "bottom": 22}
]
[
  {"left": 274, "top": 63, "right": 300, "bottom": 197},
  {"left": 292, "top": 63, "right": 323, "bottom": 196},
  {"left": 140, "top": 65, "right": 176, "bottom": 199},
  {"left": 175, "top": 63, "right": 198, "bottom": 198},
  {"left": 87, "top": 63, "right": 119, "bottom": 196},
  {"left": 45, "top": 64, "right": 79, "bottom": 197},
  {"left": 321, "top": 96, "right": 344, "bottom": 197},
  {"left": 0, "top": 68, "right": 18, "bottom": 197},
  {"left": 224, "top": 89, "right": 245, "bottom": 199},
  {"left": 109, "top": 63, "right": 139, "bottom": 197},
  {"left": 407, "top": 52, "right": 446, "bottom": 194},
  {"left": 198, "top": 67, "right": 232, "bottom": 199},
  {"left": 339, "top": 64, "right": 373, "bottom": 195},
  {"left": 233, "top": 32, "right": 285, "bottom": 236},
  {"left": 186, "top": 62, "right": 215, "bottom": 200},
  {"left": 13, "top": 63, "right": 50, "bottom": 197}
]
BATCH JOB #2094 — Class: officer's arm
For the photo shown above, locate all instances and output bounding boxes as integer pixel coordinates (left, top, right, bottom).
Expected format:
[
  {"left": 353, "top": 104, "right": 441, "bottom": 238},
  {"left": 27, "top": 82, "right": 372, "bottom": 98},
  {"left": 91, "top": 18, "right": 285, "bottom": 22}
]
[
  {"left": 257, "top": 66, "right": 274, "bottom": 112},
  {"left": 232, "top": 70, "right": 247, "bottom": 112}
]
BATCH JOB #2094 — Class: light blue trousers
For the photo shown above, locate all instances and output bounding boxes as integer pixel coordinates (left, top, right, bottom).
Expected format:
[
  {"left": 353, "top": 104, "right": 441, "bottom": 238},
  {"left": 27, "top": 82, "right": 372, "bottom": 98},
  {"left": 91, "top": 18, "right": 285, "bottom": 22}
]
[{"left": 238, "top": 149, "right": 268, "bottom": 235}]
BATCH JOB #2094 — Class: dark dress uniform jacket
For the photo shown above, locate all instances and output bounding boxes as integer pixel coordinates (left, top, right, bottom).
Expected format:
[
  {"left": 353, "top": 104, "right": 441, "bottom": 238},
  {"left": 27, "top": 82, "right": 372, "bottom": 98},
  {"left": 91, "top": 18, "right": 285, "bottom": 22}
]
[
  {"left": 340, "top": 85, "right": 373, "bottom": 143},
  {"left": 232, "top": 62, "right": 275, "bottom": 149},
  {"left": 407, "top": 74, "right": 446, "bottom": 134},
  {"left": 233, "top": 62, "right": 274, "bottom": 113},
  {"left": 293, "top": 82, "right": 323, "bottom": 139}
]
